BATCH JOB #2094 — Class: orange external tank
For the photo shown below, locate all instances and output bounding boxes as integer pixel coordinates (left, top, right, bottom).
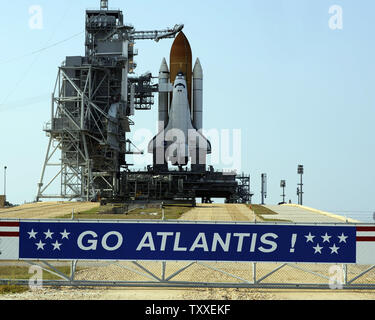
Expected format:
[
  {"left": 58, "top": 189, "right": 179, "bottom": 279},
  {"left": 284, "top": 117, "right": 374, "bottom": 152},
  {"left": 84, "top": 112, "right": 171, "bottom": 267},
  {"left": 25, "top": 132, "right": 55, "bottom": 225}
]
[{"left": 169, "top": 32, "right": 192, "bottom": 110}]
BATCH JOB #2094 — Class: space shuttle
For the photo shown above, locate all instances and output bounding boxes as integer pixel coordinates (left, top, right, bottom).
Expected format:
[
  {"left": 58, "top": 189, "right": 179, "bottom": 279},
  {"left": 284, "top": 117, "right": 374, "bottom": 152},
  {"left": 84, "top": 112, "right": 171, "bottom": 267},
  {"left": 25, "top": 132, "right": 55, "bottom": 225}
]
[{"left": 148, "top": 32, "right": 211, "bottom": 172}]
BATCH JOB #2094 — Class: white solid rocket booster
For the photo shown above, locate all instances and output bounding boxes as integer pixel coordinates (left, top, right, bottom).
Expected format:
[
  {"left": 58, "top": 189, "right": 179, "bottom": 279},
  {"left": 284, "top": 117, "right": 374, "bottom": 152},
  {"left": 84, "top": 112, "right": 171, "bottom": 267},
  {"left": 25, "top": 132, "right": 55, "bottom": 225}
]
[
  {"left": 192, "top": 58, "right": 203, "bottom": 131},
  {"left": 158, "top": 58, "right": 170, "bottom": 133}
]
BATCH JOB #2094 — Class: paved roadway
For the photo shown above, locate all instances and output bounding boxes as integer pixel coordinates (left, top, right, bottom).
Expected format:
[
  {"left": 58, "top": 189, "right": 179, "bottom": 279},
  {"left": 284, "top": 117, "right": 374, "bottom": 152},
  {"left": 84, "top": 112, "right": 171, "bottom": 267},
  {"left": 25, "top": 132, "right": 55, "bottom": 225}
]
[
  {"left": 180, "top": 203, "right": 351, "bottom": 224},
  {"left": 263, "top": 204, "right": 358, "bottom": 224},
  {"left": 180, "top": 203, "right": 256, "bottom": 222}
]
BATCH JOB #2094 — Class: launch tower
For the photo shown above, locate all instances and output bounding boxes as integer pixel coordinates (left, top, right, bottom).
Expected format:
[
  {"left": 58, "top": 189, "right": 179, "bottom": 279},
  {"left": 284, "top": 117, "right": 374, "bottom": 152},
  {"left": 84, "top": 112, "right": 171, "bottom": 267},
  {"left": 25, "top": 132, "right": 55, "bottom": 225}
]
[
  {"left": 36, "top": 1, "right": 251, "bottom": 205},
  {"left": 36, "top": 1, "right": 183, "bottom": 201}
]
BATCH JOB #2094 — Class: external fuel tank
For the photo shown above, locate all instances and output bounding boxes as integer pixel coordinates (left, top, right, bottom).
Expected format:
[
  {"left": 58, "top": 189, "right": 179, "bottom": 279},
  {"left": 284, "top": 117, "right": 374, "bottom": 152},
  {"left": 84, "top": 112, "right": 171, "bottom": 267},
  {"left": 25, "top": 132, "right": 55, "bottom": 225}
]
[{"left": 170, "top": 32, "right": 192, "bottom": 110}]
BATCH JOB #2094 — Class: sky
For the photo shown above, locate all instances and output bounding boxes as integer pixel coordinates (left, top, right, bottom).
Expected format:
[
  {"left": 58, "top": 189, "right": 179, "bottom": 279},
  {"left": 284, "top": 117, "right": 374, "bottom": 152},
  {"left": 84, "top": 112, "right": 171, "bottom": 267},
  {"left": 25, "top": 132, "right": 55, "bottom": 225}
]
[{"left": 0, "top": 0, "right": 374, "bottom": 222}]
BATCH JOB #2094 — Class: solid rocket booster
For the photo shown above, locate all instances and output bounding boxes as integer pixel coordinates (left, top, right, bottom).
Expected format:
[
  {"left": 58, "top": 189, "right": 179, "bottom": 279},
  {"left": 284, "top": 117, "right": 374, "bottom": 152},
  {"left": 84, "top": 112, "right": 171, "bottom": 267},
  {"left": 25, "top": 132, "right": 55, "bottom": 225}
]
[
  {"left": 192, "top": 58, "right": 203, "bottom": 130},
  {"left": 158, "top": 57, "right": 170, "bottom": 133}
]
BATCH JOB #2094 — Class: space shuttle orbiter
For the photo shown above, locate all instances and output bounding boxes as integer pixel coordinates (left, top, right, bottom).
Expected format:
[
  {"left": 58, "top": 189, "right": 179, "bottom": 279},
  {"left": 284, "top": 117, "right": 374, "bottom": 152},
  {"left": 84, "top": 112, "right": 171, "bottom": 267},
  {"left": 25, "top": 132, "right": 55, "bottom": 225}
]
[{"left": 148, "top": 32, "right": 211, "bottom": 172}]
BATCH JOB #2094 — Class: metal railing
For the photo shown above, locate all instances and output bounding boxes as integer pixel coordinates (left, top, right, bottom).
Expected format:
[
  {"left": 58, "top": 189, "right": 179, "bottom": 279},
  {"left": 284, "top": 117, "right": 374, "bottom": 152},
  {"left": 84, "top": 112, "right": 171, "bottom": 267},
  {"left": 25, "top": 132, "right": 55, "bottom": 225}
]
[{"left": 2, "top": 259, "right": 375, "bottom": 290}]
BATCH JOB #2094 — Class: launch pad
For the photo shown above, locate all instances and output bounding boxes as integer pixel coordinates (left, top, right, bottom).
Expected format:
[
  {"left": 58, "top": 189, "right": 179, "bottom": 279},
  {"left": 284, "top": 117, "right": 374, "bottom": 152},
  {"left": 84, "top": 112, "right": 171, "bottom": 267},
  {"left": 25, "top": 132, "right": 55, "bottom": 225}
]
[
  {"left": 36, "top": 1, "right": 252, "bottom": 206},
  {"left": 119, "top": 169, "right": 250, "bottom": 205}
]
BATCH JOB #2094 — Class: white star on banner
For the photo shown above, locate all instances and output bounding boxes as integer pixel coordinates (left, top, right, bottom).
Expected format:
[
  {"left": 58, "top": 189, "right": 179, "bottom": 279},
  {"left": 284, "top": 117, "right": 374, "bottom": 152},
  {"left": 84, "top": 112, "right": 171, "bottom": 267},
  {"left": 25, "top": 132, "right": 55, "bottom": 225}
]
[
  {"left": 312, "top": 243, "right": 323, "bottom": 254},
  {"left": 304, "top": 232, "right": 315, "bottom": 243},
  {"left": 44, "top": 229, "right": 54, "bottom": 239},
  {"left": 35, "top": 240, "right": 46, "bottom": 250},
  {"left": 321, "top": 233, "right": 331, "bottom": 243},
  {"left": 338, "top": 233, "right": 348, "bottom": 243},
  {"left": 28, "top": 229, "right": 37, "bottom": 239},
  {"left": 60, "top": 229, "right": 70, "bottom": 240},
  {"left": 329, "top": 243, "right": 340, "bottom": 254},
  {"left": 51, "top": 240, "right": 62, "bottom": 251}
]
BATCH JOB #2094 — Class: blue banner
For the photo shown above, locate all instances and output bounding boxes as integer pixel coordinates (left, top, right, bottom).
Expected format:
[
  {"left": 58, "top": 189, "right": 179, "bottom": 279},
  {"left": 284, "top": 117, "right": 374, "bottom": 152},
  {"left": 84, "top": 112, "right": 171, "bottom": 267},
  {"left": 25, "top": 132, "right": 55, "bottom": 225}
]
[{"left": 19, "top": 221, "right": 356, "bottom": 263}]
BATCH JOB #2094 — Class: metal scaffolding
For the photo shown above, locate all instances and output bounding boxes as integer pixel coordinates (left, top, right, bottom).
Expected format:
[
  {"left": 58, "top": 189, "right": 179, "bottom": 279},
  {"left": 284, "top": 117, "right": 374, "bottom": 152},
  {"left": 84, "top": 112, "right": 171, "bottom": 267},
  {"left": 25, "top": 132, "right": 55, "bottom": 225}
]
[{"left": 36, "top": 5, "right": 182, "bottom": 202}]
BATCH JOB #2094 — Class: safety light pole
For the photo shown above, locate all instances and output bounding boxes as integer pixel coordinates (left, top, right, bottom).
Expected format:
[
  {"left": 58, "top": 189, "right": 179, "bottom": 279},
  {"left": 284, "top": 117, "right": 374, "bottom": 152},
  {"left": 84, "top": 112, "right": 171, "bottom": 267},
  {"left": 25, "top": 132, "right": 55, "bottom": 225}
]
[
  {"left": 297, "top": 165, "right": 303, "bottom": 205},
  {"left": 280, "top": 180, "right": 286, "bottom": 204},
  {"left": 3, "top": 166, "right": 7, "bottom": 202},
  {"left": 261, "top": 173, "right": 267, "bottom": 205}
]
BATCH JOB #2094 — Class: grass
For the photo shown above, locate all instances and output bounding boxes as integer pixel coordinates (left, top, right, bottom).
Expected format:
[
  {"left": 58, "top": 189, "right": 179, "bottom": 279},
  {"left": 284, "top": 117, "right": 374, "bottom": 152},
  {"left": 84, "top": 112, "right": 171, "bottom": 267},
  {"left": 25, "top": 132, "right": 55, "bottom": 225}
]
[
  {"left": 248, "top": 204, "right": 291, "bottom": 222},
  {"left": 57, "top": 205, "right": 192, "bottom": 220},
  {"left": 0, "top": 265, "right": 74, "bottom": 280},
  {"left": 249, "top": 204, "right": 279, "bottom": 216},
  {"left": 0, "top": 265, "right": 76, "bottom": 295},
  {"left": 0, "top": 284, "right": 28, "bottom": 294}
]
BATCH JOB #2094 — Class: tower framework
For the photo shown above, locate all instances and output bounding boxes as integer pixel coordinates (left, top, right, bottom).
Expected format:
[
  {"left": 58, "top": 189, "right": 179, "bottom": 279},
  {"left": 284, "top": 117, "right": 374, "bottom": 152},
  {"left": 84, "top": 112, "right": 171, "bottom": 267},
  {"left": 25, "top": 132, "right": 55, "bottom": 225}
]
[{"left": 36, "top": 5, "right": 183, "bottom": 201}]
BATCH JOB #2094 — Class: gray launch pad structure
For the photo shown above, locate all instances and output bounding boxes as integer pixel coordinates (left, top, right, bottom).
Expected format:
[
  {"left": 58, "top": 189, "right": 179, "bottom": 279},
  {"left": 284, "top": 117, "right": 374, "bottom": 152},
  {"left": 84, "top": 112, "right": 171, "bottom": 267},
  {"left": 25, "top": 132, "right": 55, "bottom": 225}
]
[{"left": 36, "top": 1, "right": 252, "bottom": 205}]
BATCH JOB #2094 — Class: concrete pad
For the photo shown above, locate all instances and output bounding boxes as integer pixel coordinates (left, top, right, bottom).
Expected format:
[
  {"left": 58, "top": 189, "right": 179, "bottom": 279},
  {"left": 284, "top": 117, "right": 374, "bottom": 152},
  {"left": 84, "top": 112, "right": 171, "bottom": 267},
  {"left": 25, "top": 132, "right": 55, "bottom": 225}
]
[{"left": 263, "top": 204, "right": 358, "bottom": 223}]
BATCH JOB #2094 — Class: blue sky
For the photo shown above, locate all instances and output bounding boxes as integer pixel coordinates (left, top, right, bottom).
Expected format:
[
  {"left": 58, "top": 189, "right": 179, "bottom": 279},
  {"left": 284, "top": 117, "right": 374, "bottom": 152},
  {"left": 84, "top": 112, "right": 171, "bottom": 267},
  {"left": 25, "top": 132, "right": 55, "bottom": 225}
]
[{"left": 0, "top": 0, "right": 374, "bottom": 221}]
